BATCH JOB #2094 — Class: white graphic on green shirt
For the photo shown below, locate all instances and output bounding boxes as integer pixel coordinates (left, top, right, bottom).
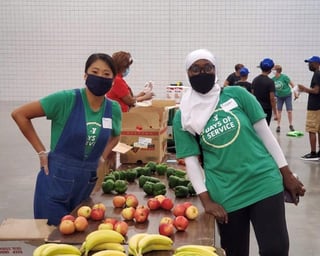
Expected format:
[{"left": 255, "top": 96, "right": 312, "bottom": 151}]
[
  {"left": 202, "top": 108, "right": 240, "bottom": 148},
  {"left": 86, "top": 122, "right": 101, "bottom": 147},
  {"left": 274, "top": 80, "right": 284, "bottom": 90}
]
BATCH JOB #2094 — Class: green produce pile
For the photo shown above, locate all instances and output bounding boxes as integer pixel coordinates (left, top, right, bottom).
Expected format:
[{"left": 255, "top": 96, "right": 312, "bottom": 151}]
[{"left": 101, "top": 161, "right": 196, "bottom": 198}]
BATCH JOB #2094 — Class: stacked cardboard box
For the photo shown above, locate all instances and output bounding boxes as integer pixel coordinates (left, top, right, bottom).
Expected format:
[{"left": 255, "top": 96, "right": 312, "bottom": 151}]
[{"left": 120, "top": 100, "right": 176, "bottom": 164}]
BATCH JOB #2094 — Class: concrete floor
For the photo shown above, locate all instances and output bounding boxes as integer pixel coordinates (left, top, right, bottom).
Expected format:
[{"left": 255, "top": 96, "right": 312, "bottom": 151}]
[{"left": 0, "top": 99, "right": 319, "bottom": 255}]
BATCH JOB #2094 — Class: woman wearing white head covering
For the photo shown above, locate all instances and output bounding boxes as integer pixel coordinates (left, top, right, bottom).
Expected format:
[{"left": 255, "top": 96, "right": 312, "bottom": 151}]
[{"left": 173, "top": 49, "right": 305, "bottom": 256}]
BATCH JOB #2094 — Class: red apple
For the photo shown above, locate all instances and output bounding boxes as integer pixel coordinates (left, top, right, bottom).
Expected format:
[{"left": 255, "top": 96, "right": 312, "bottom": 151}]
[
  {"left": 121, "top": 207, "right": 136, "bottom": 221},
  {"left": 113, "top": 195, "right": 126, "bottom": 208},
  {"left": 159, "top": 223, "right": 174, "bottom": 237},
  {"left": 90, "top": 208, "right": 105, "bottom": 221},
  {"left": 74, "top": 216, "right": 88, "bottom": 232},
  {"left": 160, "top": 197, "right": 174, "bottom": 211},
  {"left": 172, "top": 203, "right": 186, "bottom": 217},
  {"left": 159, "top": 216, "right": 174, "bottom": 225},
  {"left": 92, "top": 203, "right": 106, "bottom": 212},
  {"left": 182, "top": 201, "right": 193, "bottom": 209},
  {"left": 59, "top": 220, "right": 76, "bottom": 235},
  {"left": 147, "top": 197, "right": 161, "bottom": 210},
  {"left": 77, "top": 206, "right": 92, "bottom": 218},
  {"left": 154, "top": 195, "right": 166, "bottom": 204},
  {"left": 134, "top": 205, "right": 149, "bottom": 223},
  {"left": 114, "top": 221, "right": 129, "bottom": 236},
  {"left": 98, "top": 223, "right": 114, "bottom": 230},
  {"left": 103, "top": 217, "right": 118, "bottom": 227},
  {"left": 60, "top": 214, "right": 75, "bottom": 222},
  {"left": 136, "top": 205, "right": 150, "bottom": 214},
  {"left": 173, "top": 216, "right": 189, "bottom": 231},
  {"left": 185, "top": 205, "right": 199, "bottom": 220},
  {"left": 125, "top": 194, "right": 139, "bottom": 208}
]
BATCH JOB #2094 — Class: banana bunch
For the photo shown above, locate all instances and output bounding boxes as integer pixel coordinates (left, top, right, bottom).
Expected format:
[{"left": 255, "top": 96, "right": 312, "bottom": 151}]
[
  {"left": 81, "top": 229, "right": 125, "bottom": 256},
  {"left": 128, "top": 233, "right": 174, "bottom": 256},
  {"left": 80, "top": 241, "right": 125, "bottom": 253},
  {"left": 173, "top": 244, "right": 219, "bottom": 256},
  {"left": 33, "top": 243, "right": 81, "bottom": 256},
  {"left": 91, "top": 250, "right": 127, "bottom": 256}
]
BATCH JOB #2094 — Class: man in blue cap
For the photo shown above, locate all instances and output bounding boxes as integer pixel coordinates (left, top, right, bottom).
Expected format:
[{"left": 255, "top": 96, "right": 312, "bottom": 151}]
[
  {"left": 298, "top": 56, "right": 320, "bottom": 160},
  {"left": 234, "top": 67, "right": 252, "bottom": 93},
  {"left": 252, "top": 58, "right": 278, "bottom": 125}
]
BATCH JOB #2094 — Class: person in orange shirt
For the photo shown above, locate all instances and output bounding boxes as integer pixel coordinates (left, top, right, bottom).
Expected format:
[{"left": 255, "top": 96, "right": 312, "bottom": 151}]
[{"left": 107, "top": 51, "right": 154, "bottom": 112}]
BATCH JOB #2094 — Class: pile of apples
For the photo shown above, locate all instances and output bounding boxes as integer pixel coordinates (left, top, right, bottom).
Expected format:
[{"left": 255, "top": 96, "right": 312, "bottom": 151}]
[
  {"left": 113, "top": 194, "right": 150, "bottom": 224},
  {"left": 59, "top": 203, "right": 106, "bottom": 235},
  {"left": 158, "top": 201, "right": 199, "bottom": 236},
  {"left": 113, "top": 194, "right": 199, "bottom": 237},
  {"left": 98, "top": 218, "right": 129, "bottom": 236}
]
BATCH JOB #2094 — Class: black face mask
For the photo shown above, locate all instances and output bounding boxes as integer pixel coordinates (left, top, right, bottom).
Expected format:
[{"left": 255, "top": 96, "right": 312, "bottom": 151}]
[
  {"left": 86, "top": 74, "right": 113, "bottom": 96},
  {"left": 189, "top": 73, "right": 215, "bottom": 94}
]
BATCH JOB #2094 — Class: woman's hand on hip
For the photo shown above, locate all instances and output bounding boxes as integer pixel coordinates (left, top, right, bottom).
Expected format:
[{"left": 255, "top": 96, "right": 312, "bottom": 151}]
[{"left": 39, "top": 153, "right": 49, "bottom": 175}]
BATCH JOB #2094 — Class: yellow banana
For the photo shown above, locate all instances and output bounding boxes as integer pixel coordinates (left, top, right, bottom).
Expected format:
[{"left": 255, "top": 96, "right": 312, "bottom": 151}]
[
  {"left": 90, "top": 242, "right": 125, "bottom": 252},
  {"left": 128, "top": 246, "right": 135, "bottom": 255},
  {"left": 51, "top": 255, "right": 82, "bottom": 256},
  {"left": 173, "top": 252, "right": 204, "bottom": 256},
  {"left": 40, "top": 243, "right": 81, "bottom": 256},
  {"left": 79, "top": 241, "right": 86, "bottom": 254},
  {"left": 137, "top": 234, "right": 173, "bottom": 256},
  {"left": 91, "top": 250, "right": 127, "bottom": 256},
  {"left": 84, "top": 230, "right": 125, "bottom": 255},
  {"left": 128, "top": 233, "right": 148, "bottom": 255},
  {"left": 175, "top": 244, "right": 218, "bottom": 256},
  {"left": 140, "top": 243, "right": 174, "bottom": 254},
  {"left": 33, "top": 243, "right": 57, "bottom": 256},
  {"left": 176, "top": 244, "right": 217, "bottom": 252},
  {"left": 85, "top": 229, "right": 125, "bottom": 244}
]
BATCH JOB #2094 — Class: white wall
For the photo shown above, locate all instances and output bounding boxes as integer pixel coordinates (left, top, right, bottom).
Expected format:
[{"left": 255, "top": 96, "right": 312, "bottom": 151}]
[{"left": 1, "top": 0, "right": 319, "bottom": 101}]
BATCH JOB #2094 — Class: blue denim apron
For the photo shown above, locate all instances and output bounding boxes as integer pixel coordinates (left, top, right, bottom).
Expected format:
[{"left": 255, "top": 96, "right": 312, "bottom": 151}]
[{"left": 34, "top": 89, "right": 112, "bottom": 225}]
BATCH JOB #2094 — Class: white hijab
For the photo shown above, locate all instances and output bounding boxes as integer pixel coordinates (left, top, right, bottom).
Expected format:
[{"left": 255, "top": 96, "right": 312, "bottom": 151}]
[{"left": 180, "top": 49, "right": 221, "bottom": 135}]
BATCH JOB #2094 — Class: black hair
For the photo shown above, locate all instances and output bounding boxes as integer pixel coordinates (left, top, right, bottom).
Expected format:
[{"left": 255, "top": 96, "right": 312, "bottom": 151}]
[{"left": 85, "top": 53, "right": 116, "bottom": 76}]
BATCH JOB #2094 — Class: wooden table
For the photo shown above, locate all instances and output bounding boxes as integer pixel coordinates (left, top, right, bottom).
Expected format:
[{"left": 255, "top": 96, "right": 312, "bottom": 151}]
[{"left": 46, "top": 163, "right": 224, "bottom": 255}]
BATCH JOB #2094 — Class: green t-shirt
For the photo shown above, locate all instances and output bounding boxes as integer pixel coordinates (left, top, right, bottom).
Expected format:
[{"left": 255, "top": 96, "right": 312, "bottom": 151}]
[
  {"left": 40, "top": 88, "right": 122, "bottom": 157},
  {"left": 173, "top": 86, "right": 283, "bottom": 213},
  {"left": 272, "top": 74, "right": 291, "bottom": 97}
]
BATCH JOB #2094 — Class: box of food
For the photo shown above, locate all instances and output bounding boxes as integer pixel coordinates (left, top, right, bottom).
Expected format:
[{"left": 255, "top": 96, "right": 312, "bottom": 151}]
[
  {"left": 120, "top": 100, "right": 176, "bottom": 164},
  {"left": 166, "top": 86, "right": 189, "bottom": 103}
]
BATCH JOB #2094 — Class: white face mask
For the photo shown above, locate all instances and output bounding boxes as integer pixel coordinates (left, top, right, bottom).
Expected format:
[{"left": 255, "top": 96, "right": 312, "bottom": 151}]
[{"left": 272, "top": 70, "right": 277, "bottom": 75}]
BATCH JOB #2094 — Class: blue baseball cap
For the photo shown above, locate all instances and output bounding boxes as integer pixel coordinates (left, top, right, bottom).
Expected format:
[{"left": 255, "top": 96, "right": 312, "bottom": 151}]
[
  {"left": 304, "top": 56, "right": 320, "bottom": 63},
  {"left": 239, "top": 67, "right": 250, "bottom": 76},
  {"left": 259, "top": 58, "right": 274, "bottom": 70}
]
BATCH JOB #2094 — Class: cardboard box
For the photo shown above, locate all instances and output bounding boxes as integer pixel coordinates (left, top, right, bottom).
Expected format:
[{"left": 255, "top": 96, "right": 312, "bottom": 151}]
[
  {"left": 120, "top": 100, "right": 176, "bottom": 164},
  {"left": 166, "top": 86, "right": 189, "bottom": 103},
  {"left": 0, "top": 219, "right": 54, "bottom": 241}
]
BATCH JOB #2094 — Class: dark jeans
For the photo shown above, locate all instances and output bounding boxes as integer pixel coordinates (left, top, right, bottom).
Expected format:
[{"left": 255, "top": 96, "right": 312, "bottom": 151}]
[
  {"left": 217, "top": 192, "right": 289, "bottom": 256},
  {"left": 264, "top": 108, "right": 272, "bottom": 125}
]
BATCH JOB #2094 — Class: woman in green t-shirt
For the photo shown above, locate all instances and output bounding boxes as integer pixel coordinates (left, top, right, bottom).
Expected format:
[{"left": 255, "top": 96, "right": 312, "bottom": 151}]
[
  {"left": 11, "top": 53, "right": 122, "bottom": 226},
  {"left": 272, "top": 64, "right": 298, "bottom": 133},
  {"left": 173, "top": 49, "right": 306, "bottom": 256}
]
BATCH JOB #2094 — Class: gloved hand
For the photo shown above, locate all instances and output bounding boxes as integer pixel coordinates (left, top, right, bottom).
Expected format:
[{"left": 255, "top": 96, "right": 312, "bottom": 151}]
[{"left": 143, "top": 81, "right": 154, "bottom": 93}]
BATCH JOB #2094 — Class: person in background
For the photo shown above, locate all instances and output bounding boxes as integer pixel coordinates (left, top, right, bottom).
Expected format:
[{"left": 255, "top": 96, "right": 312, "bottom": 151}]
[
  {"left": 107, "top": 51, "right": 154, "bottom": 112},
  {"left": 234, "top": 67, "right": 252, "bottom": 93},
  {"left": 272, "top": 64, "right": 298, "bottom": 133},
  {"left": 11, "top": 53, "right": 122, "bottom": 226},
  {"left": 173, "top": 49, "right": 305, "bottom": 256},
  {"left": 298, "top": 56, "right": 320, "bottom": 160},
  {"left": 252, "top": 58, "right": 278, "bottom": 125},
  {"left": 223, "top": 63, "right": 244, "bottom": 86}
]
